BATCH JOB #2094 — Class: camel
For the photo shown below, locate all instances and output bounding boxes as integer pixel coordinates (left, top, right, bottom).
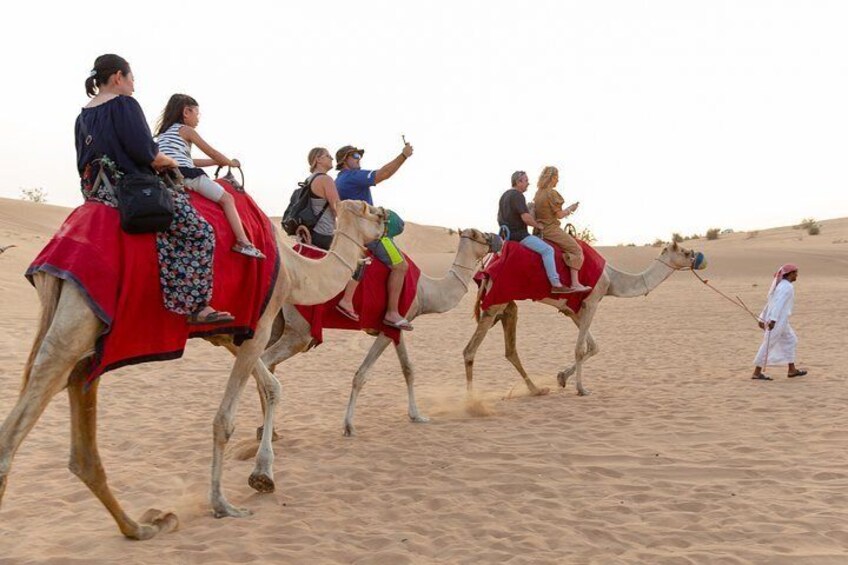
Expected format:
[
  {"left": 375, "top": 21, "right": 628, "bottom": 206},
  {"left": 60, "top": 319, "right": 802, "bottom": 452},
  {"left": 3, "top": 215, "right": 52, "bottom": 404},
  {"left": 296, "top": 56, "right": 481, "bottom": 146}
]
[
  {"left": 463, "top": 242, "right": 702, "bottom": 397},
  {"left": 0, "top": 200, "right": 386, "bottom": 540},
  {"left": 255, "top": 228, "right": 501, "bottom": 437}
]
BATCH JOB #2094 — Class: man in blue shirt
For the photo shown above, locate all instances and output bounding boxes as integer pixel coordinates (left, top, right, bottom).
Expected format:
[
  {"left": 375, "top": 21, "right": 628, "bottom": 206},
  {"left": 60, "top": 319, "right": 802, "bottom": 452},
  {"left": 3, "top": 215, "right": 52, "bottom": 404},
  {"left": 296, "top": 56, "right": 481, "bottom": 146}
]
[{"left": 335, "top": 142, "right": 415, "bottom": 330}]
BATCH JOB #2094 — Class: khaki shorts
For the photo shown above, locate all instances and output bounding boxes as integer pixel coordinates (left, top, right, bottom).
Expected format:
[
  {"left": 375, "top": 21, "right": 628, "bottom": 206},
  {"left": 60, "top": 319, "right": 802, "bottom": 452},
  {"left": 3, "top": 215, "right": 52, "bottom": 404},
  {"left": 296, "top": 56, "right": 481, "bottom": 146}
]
[{"left": 184, "top": 175, "right": 225, "bottom": 202}]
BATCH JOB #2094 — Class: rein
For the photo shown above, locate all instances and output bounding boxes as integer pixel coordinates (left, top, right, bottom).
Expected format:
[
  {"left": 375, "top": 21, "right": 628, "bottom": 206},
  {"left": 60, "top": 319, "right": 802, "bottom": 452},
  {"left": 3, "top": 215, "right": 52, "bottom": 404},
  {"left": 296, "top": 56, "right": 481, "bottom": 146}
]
[{"left": 689, "top": 268, "right": 762, "bottom": 322}]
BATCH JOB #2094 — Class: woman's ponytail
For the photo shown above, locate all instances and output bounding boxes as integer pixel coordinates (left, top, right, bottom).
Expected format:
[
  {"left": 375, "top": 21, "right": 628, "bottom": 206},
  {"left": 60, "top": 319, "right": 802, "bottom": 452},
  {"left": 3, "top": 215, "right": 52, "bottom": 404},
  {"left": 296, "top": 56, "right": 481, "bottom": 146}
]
[{"left": 85, "top": 54, "right": 131, "bottom": 98}]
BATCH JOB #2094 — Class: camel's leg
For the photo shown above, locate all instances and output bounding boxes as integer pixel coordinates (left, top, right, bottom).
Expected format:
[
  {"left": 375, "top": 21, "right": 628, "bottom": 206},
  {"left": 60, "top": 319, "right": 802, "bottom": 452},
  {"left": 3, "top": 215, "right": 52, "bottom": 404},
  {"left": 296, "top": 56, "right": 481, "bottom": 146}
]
[
  {"left": 395, "top": 335, "right": 429, "bottom": 424},
  {"left": 254, "top": 327, "right": 311, "bottom": 441},
  {"left": 343, "top": 334, "right": 393, "bottom": 437},
  {"left": 247, "top": 359, "right": 280, "bottom": 494},
  {"left": 500, "top": 302, "right": 549, "bottom": 396},
  {"left": 461, "top": 306, "right": 502, "bottom": 396},
  {"left": 557, "top": 329, "right": 598, "bottom": 388},
  {"left": 67, "top": 367, "right": 177, "bottom": 539},
  {"left": 210, "top": 306, "right": 278, "bottom": 518},
  {"left": 570, "top": 303, "right": 599, "bottom": 396},
  {"left": 0, "top": 283, "right": 99, "bottom": 511}
]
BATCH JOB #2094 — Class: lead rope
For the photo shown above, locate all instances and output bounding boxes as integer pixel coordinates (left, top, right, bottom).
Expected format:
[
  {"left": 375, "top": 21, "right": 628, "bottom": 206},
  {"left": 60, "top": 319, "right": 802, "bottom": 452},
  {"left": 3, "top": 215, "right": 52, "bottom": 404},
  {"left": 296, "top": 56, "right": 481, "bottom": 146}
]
[{"left": 689, "top": 268, "right": 763, "bottom": 323}]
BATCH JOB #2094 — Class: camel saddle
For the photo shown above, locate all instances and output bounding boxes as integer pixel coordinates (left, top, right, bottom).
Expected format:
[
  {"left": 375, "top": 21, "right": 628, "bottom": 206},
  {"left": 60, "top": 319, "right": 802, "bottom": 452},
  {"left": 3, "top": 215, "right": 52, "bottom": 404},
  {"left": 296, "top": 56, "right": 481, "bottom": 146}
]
[
  {"left": 474, "top": 239, "right": 605, "bottom": 313},
  {"left": 26, "top": 179, "right": 279, "bottom": 382},
  {"left": 293, "top": 244, "right": 420, "bottom": 345}
]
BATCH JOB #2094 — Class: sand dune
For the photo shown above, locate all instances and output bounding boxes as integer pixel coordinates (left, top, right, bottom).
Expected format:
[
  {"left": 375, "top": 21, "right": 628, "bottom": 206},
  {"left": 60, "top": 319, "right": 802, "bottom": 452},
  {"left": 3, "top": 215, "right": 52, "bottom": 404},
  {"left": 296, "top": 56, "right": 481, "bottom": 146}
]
[{"left": 1, "top": 198, "right": 846, "bottom": 563}]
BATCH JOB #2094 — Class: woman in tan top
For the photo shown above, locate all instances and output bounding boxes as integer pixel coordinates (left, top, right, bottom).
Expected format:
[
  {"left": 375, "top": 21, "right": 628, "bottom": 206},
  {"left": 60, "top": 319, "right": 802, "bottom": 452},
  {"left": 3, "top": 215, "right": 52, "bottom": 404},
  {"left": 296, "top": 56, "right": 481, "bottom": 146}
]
[{"left": 532, "top": 166, "right": 591, "bottom": 292}]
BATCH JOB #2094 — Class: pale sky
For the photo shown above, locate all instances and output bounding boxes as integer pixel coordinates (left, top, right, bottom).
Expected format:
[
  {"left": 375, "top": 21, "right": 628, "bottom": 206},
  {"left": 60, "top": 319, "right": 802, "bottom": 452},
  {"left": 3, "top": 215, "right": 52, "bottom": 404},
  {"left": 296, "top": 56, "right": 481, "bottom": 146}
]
[{"left": 2, "top": 1, "right": 846, "bottom": 245}]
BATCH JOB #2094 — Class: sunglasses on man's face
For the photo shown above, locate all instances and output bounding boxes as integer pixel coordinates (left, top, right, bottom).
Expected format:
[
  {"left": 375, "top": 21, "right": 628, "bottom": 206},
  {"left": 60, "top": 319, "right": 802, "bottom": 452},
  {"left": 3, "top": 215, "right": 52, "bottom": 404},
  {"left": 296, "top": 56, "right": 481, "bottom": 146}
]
[{"left": 349, "top": 153, "right": 362, "bottom": 160}]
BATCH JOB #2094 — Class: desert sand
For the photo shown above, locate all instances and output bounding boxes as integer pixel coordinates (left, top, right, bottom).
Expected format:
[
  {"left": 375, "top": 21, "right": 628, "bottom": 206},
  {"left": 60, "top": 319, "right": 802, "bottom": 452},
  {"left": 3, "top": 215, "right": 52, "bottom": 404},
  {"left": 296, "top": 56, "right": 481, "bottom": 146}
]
[{"left": 1, "top": 197, "right": 847, "bottom": 564}]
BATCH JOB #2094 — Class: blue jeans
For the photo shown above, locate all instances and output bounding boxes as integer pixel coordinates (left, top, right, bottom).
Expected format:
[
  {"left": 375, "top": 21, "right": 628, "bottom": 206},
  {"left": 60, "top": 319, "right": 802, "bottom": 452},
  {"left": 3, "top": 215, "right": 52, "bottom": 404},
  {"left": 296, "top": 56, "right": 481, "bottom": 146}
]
[{"left": 520, "top": 235, "right": 561, "bottom": 286}]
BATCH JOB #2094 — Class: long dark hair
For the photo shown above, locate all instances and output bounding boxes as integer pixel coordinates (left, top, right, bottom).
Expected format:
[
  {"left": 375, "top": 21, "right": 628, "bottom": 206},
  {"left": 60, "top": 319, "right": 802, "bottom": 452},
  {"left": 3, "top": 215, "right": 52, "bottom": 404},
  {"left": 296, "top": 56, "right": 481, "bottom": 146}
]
[
  {"left": 155, "top": 94, "right": 199, "bottom": 136},
  {"left": 85, "top": 54, "right": 131, "bottom": 98}
]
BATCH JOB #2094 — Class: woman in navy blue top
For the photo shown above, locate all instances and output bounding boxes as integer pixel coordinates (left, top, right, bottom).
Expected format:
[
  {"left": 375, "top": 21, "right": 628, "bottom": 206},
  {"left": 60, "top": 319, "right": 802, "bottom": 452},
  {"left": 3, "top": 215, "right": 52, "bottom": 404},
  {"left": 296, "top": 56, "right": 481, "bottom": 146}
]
[{"left": 77, "top": 54, "right": 233, "bottom": 325}]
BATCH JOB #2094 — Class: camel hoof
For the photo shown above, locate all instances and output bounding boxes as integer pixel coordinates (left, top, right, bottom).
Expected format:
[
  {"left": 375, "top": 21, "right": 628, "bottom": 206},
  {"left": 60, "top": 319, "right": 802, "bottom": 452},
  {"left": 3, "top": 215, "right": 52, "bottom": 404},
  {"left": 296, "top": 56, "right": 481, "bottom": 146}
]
[
  {"left": 343, "top": 423, "right": 355, "bottom": 437},
  {"left": 255, "top": 426, "right": 281, "bottom": 442},
  {"left": 212, "top": 503, "right": 253, "bottom": 519},
  {"left": 557, "top": 373, "right": 569, "bottom": 388},
  {"left": 577, "top": 389, "right": 592, "bottom": 397},
  {"left": 137, "top": 508, "right": 179, "bottom": 537},
  {"left": 248, "top": 471, "right": 276, "bottom": 493},
  {"left": 532, "top": 387, "right": 551, "bottom": 397},
  {"left": 410, "top": 415, "right": 430, "bottom": 424}
]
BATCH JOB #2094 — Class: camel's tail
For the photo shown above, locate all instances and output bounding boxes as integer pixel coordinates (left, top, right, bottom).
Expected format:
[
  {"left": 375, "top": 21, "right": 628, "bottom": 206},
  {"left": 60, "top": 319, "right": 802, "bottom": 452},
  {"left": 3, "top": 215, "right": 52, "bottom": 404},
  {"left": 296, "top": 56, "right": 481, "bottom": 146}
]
[{"left": 21, "top": 274, "right": 62, "bottom": 393}]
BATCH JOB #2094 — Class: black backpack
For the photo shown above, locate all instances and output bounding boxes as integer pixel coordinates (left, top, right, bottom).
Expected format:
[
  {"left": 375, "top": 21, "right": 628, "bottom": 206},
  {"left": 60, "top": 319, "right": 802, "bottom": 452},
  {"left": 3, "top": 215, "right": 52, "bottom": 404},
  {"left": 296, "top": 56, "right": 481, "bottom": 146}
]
[{"left": 281, "top": 173, "right": 329, "bottom": 235}]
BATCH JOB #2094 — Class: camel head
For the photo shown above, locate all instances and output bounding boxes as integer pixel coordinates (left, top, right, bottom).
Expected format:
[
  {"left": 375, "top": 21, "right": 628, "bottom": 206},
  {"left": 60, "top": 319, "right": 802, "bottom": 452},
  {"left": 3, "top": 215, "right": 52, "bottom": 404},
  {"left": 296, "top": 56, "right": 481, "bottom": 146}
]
[
  {"left": 335, "top": 200, "right": 387, "bottom": 245},
  {"left": 458, "top": 228, "right": 503, "bottom": 259},
  {"left": 659, "top": 241, "right": 706, "bottom": 270}
]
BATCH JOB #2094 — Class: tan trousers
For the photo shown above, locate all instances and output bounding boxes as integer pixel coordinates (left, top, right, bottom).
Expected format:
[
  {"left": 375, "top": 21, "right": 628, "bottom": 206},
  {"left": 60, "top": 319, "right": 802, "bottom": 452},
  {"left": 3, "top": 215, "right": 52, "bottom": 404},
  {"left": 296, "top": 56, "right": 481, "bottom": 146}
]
[{"left": 539, "top": 224, "right": 584, "bottom": 270}]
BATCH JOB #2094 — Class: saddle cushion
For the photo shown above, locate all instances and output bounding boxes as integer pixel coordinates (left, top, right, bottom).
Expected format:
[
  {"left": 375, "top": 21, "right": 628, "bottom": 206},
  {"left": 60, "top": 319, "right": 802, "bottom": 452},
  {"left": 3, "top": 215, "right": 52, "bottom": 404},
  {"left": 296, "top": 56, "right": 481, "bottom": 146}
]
[
  {"left": 26, "top": 180, "right": 279, "bottom": 382},
  {"left": 474, "top": 239, "right": 605, "bottom": 313},
  {"left": 293, "top": 244, "right": 420, "bottom": 345}
]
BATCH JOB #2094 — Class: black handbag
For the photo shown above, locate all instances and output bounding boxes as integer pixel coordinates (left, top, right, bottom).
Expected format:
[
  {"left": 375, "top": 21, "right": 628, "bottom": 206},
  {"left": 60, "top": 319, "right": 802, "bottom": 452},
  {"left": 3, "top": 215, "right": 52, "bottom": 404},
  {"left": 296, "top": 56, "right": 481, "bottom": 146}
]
[
  {"left": 115, "top": 173, "right": 175, "bottom": 234},
  {"left": 79, "top": 113, "right": 175, "bottom": 234}
]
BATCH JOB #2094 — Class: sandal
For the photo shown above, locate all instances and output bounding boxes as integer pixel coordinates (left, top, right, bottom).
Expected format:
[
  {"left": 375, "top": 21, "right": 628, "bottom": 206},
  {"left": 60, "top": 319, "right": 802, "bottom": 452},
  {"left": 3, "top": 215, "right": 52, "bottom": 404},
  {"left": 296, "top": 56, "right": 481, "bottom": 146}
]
[
  {"left": 232, "top": 241, "right": 266, "bottom": 259},
  {"left": 787, "top": 370, "right": 808, "bottom": 378},
  {"left": 751, "top": 374, "right": 773, "bottom": 381},
  {"left": 336, "top": 303, "right": 360, "bottom": 322},
  {"left": 383, "top": 317, "right": 414, "bottom": 331},
  {"left": 188, "top": 310, "right": 236, "bottom": 325}
]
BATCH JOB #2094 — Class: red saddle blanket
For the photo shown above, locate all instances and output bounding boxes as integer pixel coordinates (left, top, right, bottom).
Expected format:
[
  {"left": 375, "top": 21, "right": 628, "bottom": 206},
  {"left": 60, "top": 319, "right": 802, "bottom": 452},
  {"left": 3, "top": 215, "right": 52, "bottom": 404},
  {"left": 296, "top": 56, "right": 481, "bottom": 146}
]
[
  {"left": 474, "top": 239, "right": 606, "bottom": 313},
  {"left": 293, "top": 244, "right": 420, "bottom": 345},
  {"left": 26, "top": 180, "right": 279, "bottom": 382}
]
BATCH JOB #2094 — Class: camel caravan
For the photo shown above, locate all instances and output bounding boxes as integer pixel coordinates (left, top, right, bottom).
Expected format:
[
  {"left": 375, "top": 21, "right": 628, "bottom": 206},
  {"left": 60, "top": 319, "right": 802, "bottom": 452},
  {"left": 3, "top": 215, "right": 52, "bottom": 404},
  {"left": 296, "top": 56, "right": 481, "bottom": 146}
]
[{"left": 0, "top": 54, "right": 706, "bottom": 538}]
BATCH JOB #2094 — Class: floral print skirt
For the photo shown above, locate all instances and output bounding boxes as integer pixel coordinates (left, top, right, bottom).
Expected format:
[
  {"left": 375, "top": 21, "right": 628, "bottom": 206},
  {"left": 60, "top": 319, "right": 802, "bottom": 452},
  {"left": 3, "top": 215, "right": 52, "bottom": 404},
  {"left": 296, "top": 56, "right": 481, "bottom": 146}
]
[{"left": 155, "top": 188, "right": 215, "bottom": 316}]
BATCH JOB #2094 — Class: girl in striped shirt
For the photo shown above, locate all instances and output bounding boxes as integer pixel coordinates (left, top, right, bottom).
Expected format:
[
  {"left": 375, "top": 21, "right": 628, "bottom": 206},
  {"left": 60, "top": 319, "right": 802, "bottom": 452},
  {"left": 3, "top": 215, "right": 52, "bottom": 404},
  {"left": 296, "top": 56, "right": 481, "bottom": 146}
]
[{"left": 155, "top": 94, "right": 264, "bottom": 258}]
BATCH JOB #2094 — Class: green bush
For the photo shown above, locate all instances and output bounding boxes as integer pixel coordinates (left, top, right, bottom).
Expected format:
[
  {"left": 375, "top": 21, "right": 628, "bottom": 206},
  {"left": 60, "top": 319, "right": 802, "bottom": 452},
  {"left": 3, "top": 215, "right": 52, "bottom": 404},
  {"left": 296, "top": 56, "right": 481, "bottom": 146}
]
[{"left": 706, "top": 228, "right": 720, "bottom": 240}]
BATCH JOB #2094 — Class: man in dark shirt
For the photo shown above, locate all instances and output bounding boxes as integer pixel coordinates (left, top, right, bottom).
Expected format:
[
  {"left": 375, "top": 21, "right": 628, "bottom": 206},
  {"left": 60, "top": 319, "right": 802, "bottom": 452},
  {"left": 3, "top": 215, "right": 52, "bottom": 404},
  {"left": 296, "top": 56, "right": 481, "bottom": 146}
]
[{"left": 498, "top": 171, "right": 570, "bottom": 293}]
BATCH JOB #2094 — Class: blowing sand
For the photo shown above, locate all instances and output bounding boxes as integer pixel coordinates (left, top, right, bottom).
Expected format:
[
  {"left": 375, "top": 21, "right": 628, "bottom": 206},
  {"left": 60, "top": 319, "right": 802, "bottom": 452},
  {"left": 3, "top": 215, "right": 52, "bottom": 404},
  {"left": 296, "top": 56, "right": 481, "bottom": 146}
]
[{"left": 1, "top": 198, "right": 847, "bottom": 563}]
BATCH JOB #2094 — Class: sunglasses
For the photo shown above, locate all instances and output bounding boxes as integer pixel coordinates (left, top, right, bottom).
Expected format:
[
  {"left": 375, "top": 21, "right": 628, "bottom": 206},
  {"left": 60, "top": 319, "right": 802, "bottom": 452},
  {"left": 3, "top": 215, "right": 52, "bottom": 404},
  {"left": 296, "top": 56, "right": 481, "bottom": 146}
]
[{"left": 349, "top": 152, "right": 362, "bottom": 160}]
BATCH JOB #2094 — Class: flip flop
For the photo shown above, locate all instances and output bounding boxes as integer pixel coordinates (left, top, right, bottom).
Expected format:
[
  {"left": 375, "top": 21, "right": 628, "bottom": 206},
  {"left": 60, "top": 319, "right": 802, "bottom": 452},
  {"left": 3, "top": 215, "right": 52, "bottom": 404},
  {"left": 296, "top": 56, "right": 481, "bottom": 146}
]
[
  {"left": 383, "top": 318, "right": 414, "bottom": 331},
  {"left": 787, "top": 370, "right": 808, "bottom": 378},
  {"left": 188, "top": 310, "right": 236, "bottom": 325},
  {"left": 232, "top": 242, "right": 266, "bottom": 259},
  {"left": 336, "top": 303, "right": 360, "bottom": 322},
  {"left": 751, "top": 374, "right": 773, "bottom": 381}
]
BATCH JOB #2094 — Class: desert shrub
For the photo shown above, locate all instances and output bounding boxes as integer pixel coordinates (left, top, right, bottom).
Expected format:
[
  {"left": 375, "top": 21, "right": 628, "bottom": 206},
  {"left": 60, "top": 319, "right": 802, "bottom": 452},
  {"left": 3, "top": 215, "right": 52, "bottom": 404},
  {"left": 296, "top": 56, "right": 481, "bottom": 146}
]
[
  {"left": 576, "top": 227, "right": 597, "bottom": 244},
  {"left": 807, "top": 224, "right": 821, "bottom": 235},
  {"left": 652, "top": 238, "right": 666, "bottom": 247},
  {"left": 797, "top": 218, "right": 817, "bottom": 230},
  {"left": 746, "top": 230, "right": 759, "bottom": 240},
  {"left": 706, "top": 228, "right": 720, "bottom": 240},
  {"left": 20, "top": 187, "right": 47, "bottom": 203},
  {"left": 672, "top": 233, "right": 683, "bottom": 243}
]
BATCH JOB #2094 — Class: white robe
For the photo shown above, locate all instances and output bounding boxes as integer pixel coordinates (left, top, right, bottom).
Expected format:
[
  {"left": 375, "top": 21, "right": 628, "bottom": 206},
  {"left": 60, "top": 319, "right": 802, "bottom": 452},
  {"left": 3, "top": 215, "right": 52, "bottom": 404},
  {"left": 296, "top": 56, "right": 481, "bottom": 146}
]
[{"left": 754, "top": 279, "right": 796, "bottom": 366}]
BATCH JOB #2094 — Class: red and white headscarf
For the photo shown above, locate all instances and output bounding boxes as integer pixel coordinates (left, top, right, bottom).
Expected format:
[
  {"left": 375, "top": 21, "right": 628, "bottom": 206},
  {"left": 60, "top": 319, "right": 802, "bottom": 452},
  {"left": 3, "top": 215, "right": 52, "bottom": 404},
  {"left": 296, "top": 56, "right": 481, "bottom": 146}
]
[{"left": 768, "top": 263, "right": 798, "bottom": 297}]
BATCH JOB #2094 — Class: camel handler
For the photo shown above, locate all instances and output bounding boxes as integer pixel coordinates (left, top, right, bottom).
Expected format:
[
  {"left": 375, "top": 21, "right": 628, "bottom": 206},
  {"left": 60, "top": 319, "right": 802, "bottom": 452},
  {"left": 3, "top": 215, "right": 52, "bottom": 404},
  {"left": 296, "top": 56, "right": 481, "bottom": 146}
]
[
  {"left": 335, "top": 141, "right": 415, "bottom": 331},
  {"left": 751, "top": 264, "right": 807, "bottom": 380},
  {"left": 532, "top": 166, "right": 591, "bottom": 293}
]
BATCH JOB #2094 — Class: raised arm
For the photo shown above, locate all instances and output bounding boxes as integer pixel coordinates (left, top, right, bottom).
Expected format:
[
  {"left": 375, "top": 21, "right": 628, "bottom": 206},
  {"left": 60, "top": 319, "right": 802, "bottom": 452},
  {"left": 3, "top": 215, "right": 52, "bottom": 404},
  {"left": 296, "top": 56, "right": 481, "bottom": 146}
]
[
  {"left": 375, "top": 143, "right": 414, "bottom": 184},
  {"left": 181, "top": 126, "right": 238, "bottom": 168}
]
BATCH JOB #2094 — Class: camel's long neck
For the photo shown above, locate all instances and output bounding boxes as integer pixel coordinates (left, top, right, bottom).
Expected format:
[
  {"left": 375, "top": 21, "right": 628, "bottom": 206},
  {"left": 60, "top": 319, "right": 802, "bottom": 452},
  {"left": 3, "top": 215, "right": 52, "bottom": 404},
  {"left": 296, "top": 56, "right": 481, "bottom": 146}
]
[
  {"left": 605, "top": 258, "right": 676, "bottom": 298},
  {"left": 280, "top": 225, "right": 364, "bottom": 305},
  {"left": 417, "top": 244, "right": 479, "bottom": 315}
]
